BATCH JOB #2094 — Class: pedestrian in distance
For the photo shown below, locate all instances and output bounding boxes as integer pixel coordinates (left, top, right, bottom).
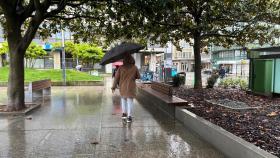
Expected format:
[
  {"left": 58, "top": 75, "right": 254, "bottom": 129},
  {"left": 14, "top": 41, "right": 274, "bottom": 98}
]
[
  {"left": 219, "top": 66, "right": 226, "bottom": 79},
  {"left": 112, "top": 65, "right": 120, "bottom": 78},
  {"left": 111, "top": 53, "right": 140, "bottom": 123},
  {"left": 75, "top": 64, "right": 82, "bottom": 71}
]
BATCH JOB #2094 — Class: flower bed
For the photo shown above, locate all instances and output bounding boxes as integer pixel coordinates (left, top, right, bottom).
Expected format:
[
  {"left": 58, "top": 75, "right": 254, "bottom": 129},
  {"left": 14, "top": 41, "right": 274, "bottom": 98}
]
[{"left": 174, "top": 87, "right": 280, "bottom": 157}]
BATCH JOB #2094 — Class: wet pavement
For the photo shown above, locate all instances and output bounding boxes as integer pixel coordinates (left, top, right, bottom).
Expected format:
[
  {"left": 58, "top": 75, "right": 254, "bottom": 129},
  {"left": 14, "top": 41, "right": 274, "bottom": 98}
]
[{"left": 0, "top": 78, "right": 224, "bottom": 158}]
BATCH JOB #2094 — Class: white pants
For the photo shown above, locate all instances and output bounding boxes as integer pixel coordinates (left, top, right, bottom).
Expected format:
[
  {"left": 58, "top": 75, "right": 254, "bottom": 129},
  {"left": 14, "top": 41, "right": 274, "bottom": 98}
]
[{"left": 121, "top": 97, "right": 133, "bottom": 117}]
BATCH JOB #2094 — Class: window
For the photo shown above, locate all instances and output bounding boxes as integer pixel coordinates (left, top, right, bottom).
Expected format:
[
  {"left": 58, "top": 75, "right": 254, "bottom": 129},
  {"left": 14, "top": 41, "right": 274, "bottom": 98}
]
[
  {"left": 174, "top": 53, "right": 177, "bottom": 59},
  {"left": 235, "top": 50, "right": 241, "bottom": 57},
  {"left": 229, "top": 51, "right": 234, "bottom": 57},
  {"left": 218, "top": 52, "right": 223, "bottom": 58}
]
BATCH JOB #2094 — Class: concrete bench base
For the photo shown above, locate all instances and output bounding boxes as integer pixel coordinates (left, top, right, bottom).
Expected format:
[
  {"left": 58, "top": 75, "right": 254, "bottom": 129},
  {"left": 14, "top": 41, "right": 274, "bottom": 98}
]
[
  {"left": 175, "top": 107, "right": 277, "bottom": 158},
  {"left": 136, "top": 86, "right": 187, "bottom": 118}
]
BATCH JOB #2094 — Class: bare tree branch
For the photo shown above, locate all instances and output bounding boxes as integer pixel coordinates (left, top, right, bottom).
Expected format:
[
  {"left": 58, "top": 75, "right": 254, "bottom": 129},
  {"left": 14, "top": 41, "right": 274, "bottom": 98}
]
[
  {"left": 34, "top": 0, "right": 43, "bottom": 12},
  {"left": 44, "top": 0, "right": 67, "bottom": 18},
  {"left": 49, "top": 14, "right": 101, "bottom": 21},
  {"left": 22, "top": 1, "right": 35, "bottom": 20}
]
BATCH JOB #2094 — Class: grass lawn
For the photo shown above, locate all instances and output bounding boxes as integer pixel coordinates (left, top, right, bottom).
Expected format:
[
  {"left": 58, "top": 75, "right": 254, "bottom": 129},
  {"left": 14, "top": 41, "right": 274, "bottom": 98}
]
[{"left": 0, "top": 67, "right": 103, "bottom": 82}]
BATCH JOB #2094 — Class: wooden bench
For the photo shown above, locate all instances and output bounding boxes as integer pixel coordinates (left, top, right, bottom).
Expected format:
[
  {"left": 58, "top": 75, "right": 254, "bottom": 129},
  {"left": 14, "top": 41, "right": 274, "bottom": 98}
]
[
  {"left": 151, "top": 81, "right": 173, "bottom": 96},
  {"left": 25, "top": 79, "right": 51, "bottom": 102},
  {"left": 137, "top": 81, "right": 187, "bottom": 118}
]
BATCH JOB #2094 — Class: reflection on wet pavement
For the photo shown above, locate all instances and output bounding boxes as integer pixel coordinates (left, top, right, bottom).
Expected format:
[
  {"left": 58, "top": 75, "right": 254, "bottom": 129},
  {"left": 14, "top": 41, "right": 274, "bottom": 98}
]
[{"left": 0, "top": 78, "right": 224, "bottom": 158}]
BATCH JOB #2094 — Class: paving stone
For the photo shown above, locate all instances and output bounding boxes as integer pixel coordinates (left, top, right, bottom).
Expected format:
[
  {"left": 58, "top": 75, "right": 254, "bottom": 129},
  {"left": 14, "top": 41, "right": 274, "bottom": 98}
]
[{"left": 0, "top": 78, "right": 224, "bottom": 157}]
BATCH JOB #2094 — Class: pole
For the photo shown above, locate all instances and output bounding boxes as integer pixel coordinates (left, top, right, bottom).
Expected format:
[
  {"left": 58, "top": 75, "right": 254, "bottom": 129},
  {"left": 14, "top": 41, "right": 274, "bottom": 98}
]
[
  {"left": 61, "top": 30, "right": 66, "bottom": 86},
  {"left": 241, "top": 61, "right": 243, "bottom": 77}
]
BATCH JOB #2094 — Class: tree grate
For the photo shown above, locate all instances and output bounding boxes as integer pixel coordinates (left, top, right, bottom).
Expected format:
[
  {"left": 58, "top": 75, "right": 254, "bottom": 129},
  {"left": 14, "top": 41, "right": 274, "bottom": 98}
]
[{"left": 206, "top": 99, "right": 260, "bottom": 110}]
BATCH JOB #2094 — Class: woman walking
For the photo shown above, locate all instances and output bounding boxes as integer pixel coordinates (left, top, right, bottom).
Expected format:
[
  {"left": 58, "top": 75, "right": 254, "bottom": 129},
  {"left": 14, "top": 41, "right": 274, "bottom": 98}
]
[{"left": 111, "top": 53, "right": 140, "bottom": 123}]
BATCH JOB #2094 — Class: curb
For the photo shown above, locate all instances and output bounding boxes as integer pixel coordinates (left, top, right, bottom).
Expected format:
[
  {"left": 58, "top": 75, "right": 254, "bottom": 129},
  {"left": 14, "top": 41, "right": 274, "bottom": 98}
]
[
  {"left": 0, "top": 103, "right": 41, "bottom": 116},
  {"left": 0, "top": 81, "right": 104, "bottom": 87},
  {"left": 51, "top": 81, "right": 104, "bottom": 86},
  {"left": 136, "top": 87, "right": 176, "bottom": 118},
  {"left": 175, "top": 107, "right": 277, "bottom": 158}
]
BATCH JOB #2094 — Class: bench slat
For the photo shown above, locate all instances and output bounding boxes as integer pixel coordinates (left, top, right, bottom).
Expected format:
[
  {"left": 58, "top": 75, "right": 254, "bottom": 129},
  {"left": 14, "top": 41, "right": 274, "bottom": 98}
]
[
  {"left": 32, "top": 79, "right": 51, "bottom": 91},
  {"left": 151, "top": 81, "right": 172, "bottom": 96}
]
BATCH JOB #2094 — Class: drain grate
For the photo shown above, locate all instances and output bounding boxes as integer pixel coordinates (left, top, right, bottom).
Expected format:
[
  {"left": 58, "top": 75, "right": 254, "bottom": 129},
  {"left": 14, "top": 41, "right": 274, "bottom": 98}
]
[{"left": 206, "top": 99, "right": 260, "bottom": 110}]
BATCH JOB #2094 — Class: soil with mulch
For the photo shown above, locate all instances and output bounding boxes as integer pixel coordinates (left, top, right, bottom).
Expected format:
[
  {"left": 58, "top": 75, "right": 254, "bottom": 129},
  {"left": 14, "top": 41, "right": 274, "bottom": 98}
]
[{"left": 173, "top": 87, "right": 280, "bottom": 157}]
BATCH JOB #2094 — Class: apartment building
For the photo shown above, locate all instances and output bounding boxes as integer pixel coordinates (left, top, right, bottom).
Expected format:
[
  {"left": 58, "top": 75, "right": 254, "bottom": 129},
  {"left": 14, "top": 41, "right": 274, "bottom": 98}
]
[
  {"left": 172, "top": 40, "right": 211, "bottom": 72},
  {"left": 211, "top": 46, "right": 249, "bottom": 76}
]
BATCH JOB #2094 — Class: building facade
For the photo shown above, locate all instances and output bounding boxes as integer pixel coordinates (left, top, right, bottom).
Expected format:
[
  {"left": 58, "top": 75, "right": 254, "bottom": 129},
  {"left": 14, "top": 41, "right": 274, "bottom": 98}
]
[
  {"left": 210, "top": 25, "right": 280, "bottom": 76},
  {"left": 172, "top": 40, "right": 211, "bottom": 72},
  {"left": 211, "top": 46, "right": 249, "bottom": 76}
]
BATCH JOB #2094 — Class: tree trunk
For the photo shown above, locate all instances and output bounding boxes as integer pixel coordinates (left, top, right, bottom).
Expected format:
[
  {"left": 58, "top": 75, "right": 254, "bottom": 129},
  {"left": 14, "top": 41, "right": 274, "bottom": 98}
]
[
  {"left": 7, "top": 47, "right": 25, "bottom": 111},
  {"left": 2, "top": 1, "right": 43, "bottom": 111},
  {"left": 193, "top": 34, "right": 202, "bottom": 89}
]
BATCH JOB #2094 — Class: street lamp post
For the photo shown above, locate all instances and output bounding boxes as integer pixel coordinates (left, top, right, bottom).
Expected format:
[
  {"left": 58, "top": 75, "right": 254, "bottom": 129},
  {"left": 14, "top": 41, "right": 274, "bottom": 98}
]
[{"left": 61, "top": 30, "right": 66, "bottom": 86}]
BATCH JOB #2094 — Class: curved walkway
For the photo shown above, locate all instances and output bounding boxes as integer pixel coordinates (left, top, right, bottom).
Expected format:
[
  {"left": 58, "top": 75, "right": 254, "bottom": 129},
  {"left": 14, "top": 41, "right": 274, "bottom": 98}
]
[{"left": 0, "top": 78, "right": 224, "bottom": 157}]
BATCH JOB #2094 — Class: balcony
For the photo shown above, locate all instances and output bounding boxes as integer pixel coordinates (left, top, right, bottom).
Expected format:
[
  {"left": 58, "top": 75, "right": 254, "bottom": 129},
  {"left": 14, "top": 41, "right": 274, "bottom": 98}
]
[{"left": 212, "top": 55, "right": 247, "bottom": 62}]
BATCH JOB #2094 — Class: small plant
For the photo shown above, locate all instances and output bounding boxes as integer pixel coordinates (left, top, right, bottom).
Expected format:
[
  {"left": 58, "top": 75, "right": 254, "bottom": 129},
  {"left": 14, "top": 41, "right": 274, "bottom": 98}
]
[
  {"left": 239, "top": 79, "right": 248, "bottom": 90},
  {"left": 206, "top": 73, "right": 219, "bottom": 88},
  {"left": 172, "top": 73, "right": 185, "bottom": 87},
  {"left": 219, "top": 78, "right": 248, "bottom": 90},
  {"left": 172, "top": 75, "right": 180, "bottom": 87}
]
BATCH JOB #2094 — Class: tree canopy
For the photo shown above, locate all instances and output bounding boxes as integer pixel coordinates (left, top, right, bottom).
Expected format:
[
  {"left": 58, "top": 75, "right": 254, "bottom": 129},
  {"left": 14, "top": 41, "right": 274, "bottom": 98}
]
[
  {"left": 0, "top": 41, "right": 46, "bottom": 58},
  {"left": 91, "top": 0, "right": 279, "bottom": 88},
  {"left": 74, "top": 43, "right": 104, "bottom": 64},
  {"left": 25, "top": 42, "right": 47, "bottom": 59},
  {"left": 51, "top": 41, "right": 104, "bottom": 64},
  {"left": 52, "top": 41, "right": 76, "bottom": 55},
  {"left": 0, "top": 42, "right": 8, "bottom": 55},
  {"left": 25, "top": 42, "right": 47, "bottom": 68},
  {"left": 0, "top": 41, "right": 47, "bottom": 67}
]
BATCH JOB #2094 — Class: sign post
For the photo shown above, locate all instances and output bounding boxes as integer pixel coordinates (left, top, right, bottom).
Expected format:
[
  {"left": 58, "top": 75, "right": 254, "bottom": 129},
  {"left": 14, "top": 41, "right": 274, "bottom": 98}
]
[
  {"left": 164, "top": 42, "right": 173, "bottom": 82},
  {"left": 61, "top": 30, "right": 66, "bottom": 86}
]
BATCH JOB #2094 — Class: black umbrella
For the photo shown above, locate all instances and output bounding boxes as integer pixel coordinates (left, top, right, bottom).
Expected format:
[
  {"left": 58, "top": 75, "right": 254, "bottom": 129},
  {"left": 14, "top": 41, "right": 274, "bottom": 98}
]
[{"left": 100, "top": 42, "right": 145, "bottom": 65}]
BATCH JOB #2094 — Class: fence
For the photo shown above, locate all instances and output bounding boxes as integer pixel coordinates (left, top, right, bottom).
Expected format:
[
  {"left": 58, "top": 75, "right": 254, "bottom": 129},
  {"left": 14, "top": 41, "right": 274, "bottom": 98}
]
[
  {"left": 24, "top": 57, "right": 54, "bottom": 69},
  {"left": 22, "top": 57, "right": 105, "bottom": 74}
]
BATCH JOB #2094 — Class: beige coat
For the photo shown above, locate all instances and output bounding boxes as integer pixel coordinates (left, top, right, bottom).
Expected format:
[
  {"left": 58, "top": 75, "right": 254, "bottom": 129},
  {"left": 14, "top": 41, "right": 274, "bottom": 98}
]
[{"left": 112, "top": 65, "right": 140, "bottom": 98}]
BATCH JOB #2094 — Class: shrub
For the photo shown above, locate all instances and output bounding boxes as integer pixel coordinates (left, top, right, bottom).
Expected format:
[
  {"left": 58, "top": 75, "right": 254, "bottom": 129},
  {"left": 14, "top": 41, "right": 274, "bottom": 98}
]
[
  {"left": 172, "top": 75, "right": 180, "bottom": 87},
  {"left": 172, "top": 74, "right": 185, "bottom": 87},
  {"left": 206, "top": 74, "right": 219, "bottom": 88},
  {"left": 239, "top": 79, "right": 248, "bottom": 90},
  {"left": 219, "top": 78, "right": 248, "bottom": 90}
]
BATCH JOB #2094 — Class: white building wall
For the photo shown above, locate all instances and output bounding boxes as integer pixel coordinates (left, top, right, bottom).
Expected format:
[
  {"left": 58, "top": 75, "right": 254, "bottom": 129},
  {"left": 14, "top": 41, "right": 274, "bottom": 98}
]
[
  {"left": 53, "top": 52, "right": 61, "bottom": 69},
  {"left": 172, "top": 40, "right": 197, "bottom": 72},
  {"left": 134, "top": 53, "right": 141, "bottom": 69},
  {"left": 149, "top": 54, "right": 157, "bottom": 72},
  {"left": 105, "top": 63, "right": 112, "bottom": 73}
]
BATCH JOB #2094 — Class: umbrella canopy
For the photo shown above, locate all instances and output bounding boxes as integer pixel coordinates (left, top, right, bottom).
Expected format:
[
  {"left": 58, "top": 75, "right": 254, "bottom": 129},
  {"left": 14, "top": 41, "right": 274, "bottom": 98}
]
[{"left": 100, "top": 42, "right": 145, "bottom": 65}]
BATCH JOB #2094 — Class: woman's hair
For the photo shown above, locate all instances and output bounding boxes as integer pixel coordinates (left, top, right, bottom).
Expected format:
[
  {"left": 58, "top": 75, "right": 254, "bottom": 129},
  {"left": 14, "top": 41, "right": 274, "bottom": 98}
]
[{"left": 123, "top": 53, "right": 135, "bottom": 65}]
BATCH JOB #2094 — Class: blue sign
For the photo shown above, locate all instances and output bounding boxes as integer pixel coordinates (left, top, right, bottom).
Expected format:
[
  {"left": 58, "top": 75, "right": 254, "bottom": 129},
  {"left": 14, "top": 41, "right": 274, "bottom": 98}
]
[
  {"left": 43, "top": 43, "right": 52, "bottom": 50},
  {"left": 171, "top": 67, "right": 177, "bottom": 77},
  {"left": 141, "top": 71, "right": 153, "bottom": 81}
]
